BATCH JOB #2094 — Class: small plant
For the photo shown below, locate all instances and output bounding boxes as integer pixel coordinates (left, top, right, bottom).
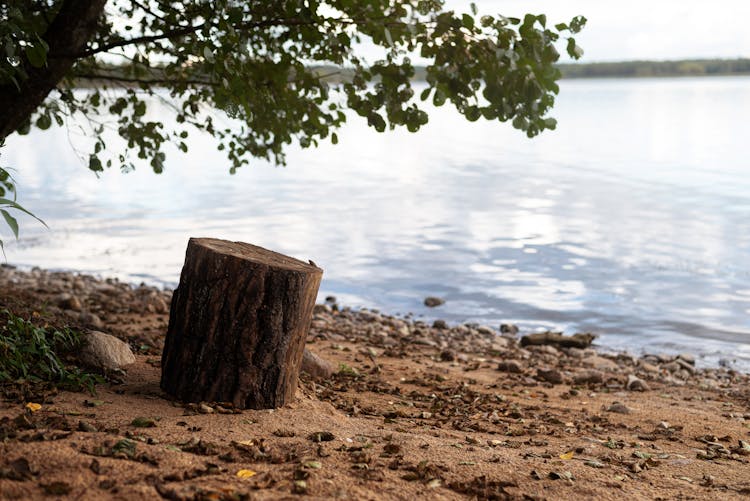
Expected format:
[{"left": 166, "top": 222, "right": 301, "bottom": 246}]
[
  {"left": 337, "top": 363, "right": 359, "bottom": 377},
  {"left": 0, "top": 310, "right": 102, "bottom": 393}
]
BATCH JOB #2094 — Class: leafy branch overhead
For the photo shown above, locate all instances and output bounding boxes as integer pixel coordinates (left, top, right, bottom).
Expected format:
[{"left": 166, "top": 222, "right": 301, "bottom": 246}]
[{"left": 0, "top": 1, "right": 585, "bottom": 175}]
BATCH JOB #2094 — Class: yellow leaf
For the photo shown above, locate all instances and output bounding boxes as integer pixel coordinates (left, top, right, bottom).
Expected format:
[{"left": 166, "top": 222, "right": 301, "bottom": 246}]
[
  {"left": 236, "top": 469, "right": 257, "bottom": 479},
  {"left": 26, "top": 402, "right": 42, "bottom": 412},
  {"left": 559, "top": 451, "right": 575, "bottom": 460}
]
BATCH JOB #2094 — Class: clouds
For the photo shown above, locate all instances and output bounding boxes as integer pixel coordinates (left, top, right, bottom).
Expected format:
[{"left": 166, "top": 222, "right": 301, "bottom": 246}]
[{"left": 446, "top": 1, "right": 750, "bottom": 61}]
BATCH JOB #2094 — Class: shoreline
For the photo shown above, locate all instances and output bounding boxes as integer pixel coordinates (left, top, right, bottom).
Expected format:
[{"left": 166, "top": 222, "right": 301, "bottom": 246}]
[{"left": 2, "top": 265, "right": 750, "bottom": 499}]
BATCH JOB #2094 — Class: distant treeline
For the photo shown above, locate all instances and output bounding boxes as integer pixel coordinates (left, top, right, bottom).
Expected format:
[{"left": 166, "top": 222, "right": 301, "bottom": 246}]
[
  {"left": 556, "top": 59, "right": 750, "bottom": 79},
  {"left": 74, "top": 58, "right": 750, "bottom": 89}
]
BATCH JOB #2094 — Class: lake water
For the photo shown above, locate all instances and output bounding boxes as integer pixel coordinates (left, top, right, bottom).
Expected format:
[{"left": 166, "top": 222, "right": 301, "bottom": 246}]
[{"left": 3, "top": 77, "right": 750, "bottom": 367}]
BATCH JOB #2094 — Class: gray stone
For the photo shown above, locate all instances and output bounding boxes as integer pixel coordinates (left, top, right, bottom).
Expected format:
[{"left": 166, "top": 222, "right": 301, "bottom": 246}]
[
  {"left": 56, "top": 292, "right": 82, "bottom": 311},
  {"left": 581, "top": 355, "right": 619, "bottom": 371},
  {"left": 497, "top": 360, "right": 523, "bottom": 373},
  {"left": 638, "top": 361, "right": 660, "bottom": 373},
  {"left": 573, "top": 369, "right": 604, "bottom": 385},
  {"left": 536, "top": 368, "right": 564, "bottom": 384},
  {"left": 500, "top": 324, "right": 519, "bottom": 335},
  {"left": 476, "top": 325, "right": 495, "bottom": 336},
  {"left": 300, "top": 348, "right": 334, "bottom": 380},
  {"left": 606, "top": 402, "right": 631, "bottom": 414},
  {"left": 79, "top": 311, "right": 104, "bottom": 329},
  {"left": 78, "top": 331, "right": 135, "bottom": 370},
  {"left": 432, "top": 319, "right": 448, "bottom": 330},
  {"left": 626, "top": 374, "right": 650, "bottom": 392},
  {"left": 677, "top": 353, "right": 695, "bottom": 365},
  {"left": 423, "top": 296, "right": 445, "bottom": 307}
]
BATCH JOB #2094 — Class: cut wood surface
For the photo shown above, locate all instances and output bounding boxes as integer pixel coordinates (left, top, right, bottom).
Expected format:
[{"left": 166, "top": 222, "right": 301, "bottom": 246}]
[{"left": 160, "top": 238, "right": 322, "bottom": 409}]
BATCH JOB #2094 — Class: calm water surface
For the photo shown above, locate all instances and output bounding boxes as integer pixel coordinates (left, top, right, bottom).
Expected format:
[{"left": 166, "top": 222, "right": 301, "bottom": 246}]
[{"left": 4, "top": 77, "right": 750, "bottom": 367}]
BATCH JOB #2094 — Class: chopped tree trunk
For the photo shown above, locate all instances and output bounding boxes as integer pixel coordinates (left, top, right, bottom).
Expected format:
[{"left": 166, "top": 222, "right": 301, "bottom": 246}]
[{"left": 160, "top": 238, "right": 322, "bottom": 409}]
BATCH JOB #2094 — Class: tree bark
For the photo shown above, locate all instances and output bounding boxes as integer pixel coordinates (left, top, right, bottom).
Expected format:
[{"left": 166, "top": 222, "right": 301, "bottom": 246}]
[
  {"left": 0, "top": 0, "right": 106, "bottom": 140},
  {"left": 160, "top": 238, "right": 323, "bottom": 409}
]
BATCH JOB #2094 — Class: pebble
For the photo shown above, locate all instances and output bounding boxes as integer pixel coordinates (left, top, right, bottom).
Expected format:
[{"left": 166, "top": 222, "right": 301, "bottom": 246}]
[
  {"left": 301, "top": 349, "right": 334, "bottom": 380},
  {"left": 432, "top": 319, "right": 448, "bottom": 330},
  {"left": 56, "top": 292, "right": 82, "bottom": 311},
  {"left": 677, "top": 353, "right": 696, "bottom": 365},
  {"left": 638, "top": 361, "right": 660, "bottom": 373},
  {"left": 606, "top": 402, "right": 631, "bottom": 414},
  {"left": 423, "top": 296, "right": 445, "bottom": 308},
  {"left": 79, "top": 311, "right": 104, "bottom": 329},
  {"left": 582, "top": 355, "right": 619, "bottom": 371},
  {"left": 536, "top": 368, "right": 564, "bottom": 384},
  {"left": 439, "top": 350, "right": 456, "bottom": 362},
  {"left": 626, "top": 374, "right": 650, "bottom": 392},
  {"left": 497, "top": 360, "right": 524, "bottom": 373},
  {"left": 573, "top": 369, "right": 604, "bottom": 385},
  {"left": 500, "top": 324, "right": 519, "bottom": 335}
]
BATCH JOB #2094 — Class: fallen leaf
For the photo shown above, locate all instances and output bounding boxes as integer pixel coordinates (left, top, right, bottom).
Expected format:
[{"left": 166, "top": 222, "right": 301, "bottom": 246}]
[
  {"left": 236, "top": 469, "right": 257, "bottom": 479},
  {"left": 559, "top": 451, "right": 575, "bottom": 460},
  {"left": 131, "top": 417, "right": 156, "bottom": 428},
  {"left": 26, "top": 403, "right": 42, "bottom": 412},
  {"left": 303, "top": 461, "right": 322, "bottom": 469}
]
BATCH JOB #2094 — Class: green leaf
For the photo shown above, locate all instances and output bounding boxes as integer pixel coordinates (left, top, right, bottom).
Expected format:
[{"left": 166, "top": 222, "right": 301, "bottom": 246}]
[
  {"left": 566, "top": 38, "right": 584, "bottom": 59},
  {"left": 384, "top": 27, "right": 393, "bottom": 47},
  {"left": 35, "top": 114, "right": 52, "bottom": 130},
  {"left": 331, "top": 132, "right": 338, "bottom": 145},
  {"left": 0, "top": 209, "right": 19, "bottom": 239},
  {"left": 461, "top": 14, "right": 475, "bottom": 30},
  {"left": 24, "top": 44, "right": 47, "bottom": 68},
  {"left": 88, "top": 155, "right": 103, "bottom": 172},
  {"left": 470, "top": 3, "right": 478, "bottom": 15},
  {"left": 203, "top": 45, "right": 215, "bottom": 63}
]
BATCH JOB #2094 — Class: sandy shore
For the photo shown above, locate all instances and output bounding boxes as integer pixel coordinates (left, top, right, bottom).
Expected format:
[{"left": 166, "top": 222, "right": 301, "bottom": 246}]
[{"left": 1, "top": 265, "right": 749, "bottom": 500}]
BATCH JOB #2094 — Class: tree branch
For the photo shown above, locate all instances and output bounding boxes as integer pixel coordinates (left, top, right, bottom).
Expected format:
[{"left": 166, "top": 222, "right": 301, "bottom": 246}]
[{"left": 0, "top": 0, "right": 108, "bottom": 140}]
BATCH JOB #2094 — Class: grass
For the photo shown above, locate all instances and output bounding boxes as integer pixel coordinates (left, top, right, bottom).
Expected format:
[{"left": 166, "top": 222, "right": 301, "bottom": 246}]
[{"left": 0, "top": 309, "right": 103, "bottom": 394}]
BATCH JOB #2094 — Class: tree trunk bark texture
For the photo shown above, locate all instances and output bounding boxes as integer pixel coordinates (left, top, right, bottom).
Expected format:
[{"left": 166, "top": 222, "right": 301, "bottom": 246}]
[{"left": 160, "top": 238, "right": 323, "bottom": 409}]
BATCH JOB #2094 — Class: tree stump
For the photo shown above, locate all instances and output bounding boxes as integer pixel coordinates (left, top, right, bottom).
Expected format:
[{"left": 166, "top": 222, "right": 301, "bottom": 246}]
[{"left": 160, "top": 238, "right": 323, "bottom": 409}]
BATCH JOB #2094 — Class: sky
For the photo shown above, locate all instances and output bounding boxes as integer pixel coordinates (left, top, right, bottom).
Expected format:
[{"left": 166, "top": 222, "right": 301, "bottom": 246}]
[{"left": 446, "top": 1, "right": 750, "bottom": 62}]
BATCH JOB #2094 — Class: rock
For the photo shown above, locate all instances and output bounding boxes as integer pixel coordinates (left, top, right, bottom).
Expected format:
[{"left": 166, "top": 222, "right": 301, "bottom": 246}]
[
  {"left": 432, "top": 319, "right": 448, "bottom": 330},
  {"left": 439, "top": 350, "right": 456, "bottom": 362},
  {"left": 656, "top": 354, "right": 674, "bottom": 363},
  {"left": 606, "top": 402, "right": 631, "bottom": 414},
  {"left": 573, "top": 369, "right": 604, "bottom": 385},
  {"left": 149, "top": 296, "right": 169, "bottom": 314},
  {"left": 520, "top": 332, "right": 596, "bottom": 349},
  {"left": 77, "top": 331, "right": 135, "bottom": 370},
  {"left": 423, "top": 296, "right": 445, "bottom": 308},
  {"left": 300, "top": 349, "right": 334, "bottom": 380},
  {"left": 313, "top": 304, "right": 331, "bottom": 314},
  {"left": 677, "top": 353, "right": 695, "bottom": 365},
  {"left": 500, "top": 324, "right": 519, "bottom": 335},
  {"left": 476, "top": 325, "right": 495, "bottom": 336},
  {"left": 581, "top": 355, "right": 619, "bottom": 371},
  {"left": 79, "top": 311, "right": 104, "bottom": 329},
  {"left": 675, "top": 359, "right": 695, "bottom": 373},
  {"left": 325, "top": 295, "right": 337, "bottom": 303},
  {"left": 490, "top": 337, "right": 509, "bottom": 350},
  {"left": 497, "top": 360, "right": 523, "bottom": 373},
  {"left": 638, "top": 361, "right": 659, "bottom": 373},
  {"left": 56, "top": 293, "right": 82, "bottom": 311},
  {"left": 662, "top": 361, "right": 681, "bottom": 373},
  {"left": 626, "top": 374, "right": 650, "bottom": 392},
  {"left": 536, "top": 368, "right": 564, "bottom": 384}
]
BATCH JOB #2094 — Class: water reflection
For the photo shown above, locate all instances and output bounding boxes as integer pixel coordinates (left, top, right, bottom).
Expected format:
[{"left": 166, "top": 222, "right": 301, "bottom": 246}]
[{"left": 3, "top": 77, "right": 750, "bottom": 367}]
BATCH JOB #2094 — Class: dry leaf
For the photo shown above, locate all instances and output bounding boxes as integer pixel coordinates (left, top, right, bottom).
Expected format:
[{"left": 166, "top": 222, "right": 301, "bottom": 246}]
[
  {"left": 26, "top": 403, "right": 42, "bottom": 412},
  {"left": 236, "top": 469, "right": 257, "bottom": 479},
  {"left": 559, "top": 451, "right": 575, "bottom": 460}
]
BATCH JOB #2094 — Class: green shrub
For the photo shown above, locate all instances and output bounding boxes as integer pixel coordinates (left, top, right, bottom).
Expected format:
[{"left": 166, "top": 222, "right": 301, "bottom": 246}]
[{"left": 0, "top": 310, "right": 102, "bottom": 393}]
